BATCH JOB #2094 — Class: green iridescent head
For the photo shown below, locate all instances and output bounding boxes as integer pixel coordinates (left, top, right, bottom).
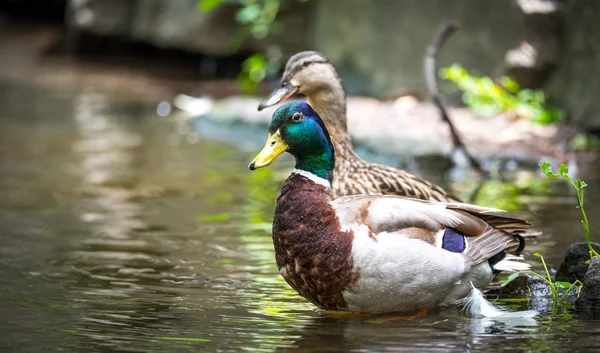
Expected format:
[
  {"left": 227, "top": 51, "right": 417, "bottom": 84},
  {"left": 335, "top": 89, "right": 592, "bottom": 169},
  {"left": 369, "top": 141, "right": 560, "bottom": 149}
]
[{"left": 249, "top": 101, "right": 335, "bottom": 182}]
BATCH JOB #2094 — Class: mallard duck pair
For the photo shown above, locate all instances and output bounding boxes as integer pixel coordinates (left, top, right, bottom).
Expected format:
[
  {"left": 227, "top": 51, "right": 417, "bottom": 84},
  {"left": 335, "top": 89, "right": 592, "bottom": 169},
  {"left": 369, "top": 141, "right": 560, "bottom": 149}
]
[
  {"left": 248, "top": 52, "right": 532, "bottom": 314},
  {"left": 249, "top": 101, "right": 531, "bottom": 314}
]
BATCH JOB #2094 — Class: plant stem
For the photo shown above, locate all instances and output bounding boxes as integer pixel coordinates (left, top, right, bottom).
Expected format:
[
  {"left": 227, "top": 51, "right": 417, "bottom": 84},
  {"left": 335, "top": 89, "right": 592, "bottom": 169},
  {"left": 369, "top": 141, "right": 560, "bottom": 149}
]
[
  {"left": 540, "top": 256, "right": 560, "bottom": 305},
  {"left": 569, "top": 179, "right": 600, "bottom": 258},
  {"left": 560, "top": 280, "right": 583, "bottom": 301},
  {"left": 539, "top": 254, "right": 552, "bottom": 285},
  {"left": 580, "top": 198, "right": 599, "bottom": 258}
]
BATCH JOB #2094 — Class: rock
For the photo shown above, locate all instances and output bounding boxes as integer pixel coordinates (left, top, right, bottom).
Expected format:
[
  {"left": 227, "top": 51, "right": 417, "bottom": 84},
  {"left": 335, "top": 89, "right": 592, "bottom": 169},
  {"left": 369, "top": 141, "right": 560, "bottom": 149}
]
[
  {"left": 487, "top": 273, "right": 555, "bottom": 312},
  {"left": 576, "top": 257, "right": 600, "bottom": 308},
  {"left": 66, "top": 0, "right": 135, "bottom": 36},
  {"left": 65, "top": 0, "right": 312, "bottom": 56},
  {"left": 504, "top": 0, "right": 566, "bottom": 89},
  {"left": 487, "top": 272, "right": 581, "bottom": 312},
  {"left": 59, "top": 0, "right": 600, "bottom": 131},
  {"left": 555, "top": 242, "right": 600, "bottom": 283},
  {"left": 313, "top": 0, "right": 524, "bottom": 96},
  {"left": 489, "top": 273, "right": 551, "bottom": 298},
  {"left": 546, "top": 0, "right": 600, "bottom": 130}
]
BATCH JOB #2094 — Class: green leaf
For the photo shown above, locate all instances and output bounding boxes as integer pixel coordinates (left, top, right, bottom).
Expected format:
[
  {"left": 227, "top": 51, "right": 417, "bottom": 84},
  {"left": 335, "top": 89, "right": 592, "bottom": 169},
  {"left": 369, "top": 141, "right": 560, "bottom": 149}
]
[
  {"left": 441, "top": 64, "right": 563, "bottom": 125},
  {"left": 236, "top": 5, "right": 261, "bottom": 23},
  {"left": 500, "top": 76, "right": 520, "bottom": 93},
  {"left": 571, "top": 133, "right": 600, "bottom": 151},
  {"left": 555, "top": 281, "right": 571, "bottom": 289},
  {"left": 501, "top": 272, "right": 521, "bottom": 287},
  {"left": 560, "top": 312, "right": 572, "bottom": 320},
  {"left": 251, "top": 24, "right": 270, "bottom": 39},
  {"left": 585, "top": 259, "right": 591, "bottom": 265},
  {"left": 197, "top": 0, "right": 225, "bottom": 12},
  {"left": 579, "top": 180, "right": 588, "bottom": 189},
  {"left": 533, "top": 252, "right": 542, "bottom": 258},
  {"left": 559, "top": 163, "right": 569, "bottom": 176},
  {"left": 539, "top": 162, "right": 559, "bottom": 178}
]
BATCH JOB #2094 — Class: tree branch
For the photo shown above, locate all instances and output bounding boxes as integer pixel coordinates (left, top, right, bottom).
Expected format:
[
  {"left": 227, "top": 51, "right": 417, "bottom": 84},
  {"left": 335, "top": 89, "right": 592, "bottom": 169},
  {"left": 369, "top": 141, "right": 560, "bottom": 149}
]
[{"left": 425, "top": 21, "right": 485, "bottom": 175}]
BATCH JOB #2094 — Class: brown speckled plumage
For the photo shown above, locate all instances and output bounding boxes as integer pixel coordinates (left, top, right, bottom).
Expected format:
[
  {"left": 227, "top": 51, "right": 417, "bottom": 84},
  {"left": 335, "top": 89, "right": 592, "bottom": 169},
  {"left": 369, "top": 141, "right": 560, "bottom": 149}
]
[
  {"left": 329, "top": 131, "right": 457, "bottom": 201},
  {"left": 273, "top": 173, "right": 358, "bottom": 310}
]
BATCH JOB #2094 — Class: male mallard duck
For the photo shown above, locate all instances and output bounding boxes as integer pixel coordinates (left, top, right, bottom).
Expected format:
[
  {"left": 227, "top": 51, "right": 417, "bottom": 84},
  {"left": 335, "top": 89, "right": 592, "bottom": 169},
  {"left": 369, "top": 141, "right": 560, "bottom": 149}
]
[
  {"left": 249, "top": 101, "right": 530, "bottom": 313},
  {"left": 258, "top": 51, "right": 459, "bottom": 201}
]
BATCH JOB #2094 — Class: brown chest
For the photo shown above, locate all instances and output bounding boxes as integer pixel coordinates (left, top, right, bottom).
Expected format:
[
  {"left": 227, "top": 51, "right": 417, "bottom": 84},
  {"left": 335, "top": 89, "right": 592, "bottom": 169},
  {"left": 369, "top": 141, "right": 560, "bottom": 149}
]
[{"left": 273, "top": 174, "right": 358, "bottom": 311}]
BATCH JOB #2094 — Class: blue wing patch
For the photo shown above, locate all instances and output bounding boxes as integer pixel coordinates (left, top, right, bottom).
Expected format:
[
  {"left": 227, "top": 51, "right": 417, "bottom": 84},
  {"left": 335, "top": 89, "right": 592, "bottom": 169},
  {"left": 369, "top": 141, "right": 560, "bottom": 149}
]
[{"left": 442, "top": 228, "right": 466, "bottom": 253}]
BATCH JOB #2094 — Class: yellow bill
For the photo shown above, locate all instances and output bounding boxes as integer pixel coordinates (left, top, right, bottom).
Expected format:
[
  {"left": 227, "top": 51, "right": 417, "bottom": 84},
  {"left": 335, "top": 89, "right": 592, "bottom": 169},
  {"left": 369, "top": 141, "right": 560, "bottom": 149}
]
[{"left": 249, "top": 130, "right": 288, "bottom": 170}]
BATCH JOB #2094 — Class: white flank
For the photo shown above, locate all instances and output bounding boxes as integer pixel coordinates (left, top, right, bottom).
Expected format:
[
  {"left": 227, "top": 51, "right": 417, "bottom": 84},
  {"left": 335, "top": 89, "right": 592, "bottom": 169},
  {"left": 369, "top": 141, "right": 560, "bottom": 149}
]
[
  {"left": 292, "top": 169, "right": 331, "bottom": 189},
  {"left": 492, "top": 254, "right": 531, "bottom": 272},
  {"left": 457, "top": 283, "right": 538, "bottom": 318},
  {"left": 342, "top": 224, "right": 471, "bottom": 313}
]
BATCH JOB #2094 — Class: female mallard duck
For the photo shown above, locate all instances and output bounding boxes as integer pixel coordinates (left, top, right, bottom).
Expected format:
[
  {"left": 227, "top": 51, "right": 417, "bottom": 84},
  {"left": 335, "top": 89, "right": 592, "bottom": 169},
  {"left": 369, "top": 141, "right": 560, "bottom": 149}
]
[
  {"left": 249, "top": 101, "right": 530, "bottom": 313},
  {"left": 258, "top": 51, "right": 459, "bottom": 202}
]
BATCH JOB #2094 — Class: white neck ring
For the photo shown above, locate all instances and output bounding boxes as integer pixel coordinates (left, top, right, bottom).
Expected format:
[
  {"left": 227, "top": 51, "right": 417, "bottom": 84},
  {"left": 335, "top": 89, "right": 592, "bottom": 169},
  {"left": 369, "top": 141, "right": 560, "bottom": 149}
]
[{"left": 292, "top": 169, "right": 331, "bottom": 189}]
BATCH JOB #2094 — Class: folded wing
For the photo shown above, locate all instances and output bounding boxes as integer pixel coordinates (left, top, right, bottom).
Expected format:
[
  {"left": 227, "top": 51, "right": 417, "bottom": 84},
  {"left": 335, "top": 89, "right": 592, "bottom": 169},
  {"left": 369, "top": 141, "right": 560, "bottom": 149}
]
[{"left": 331, "top": 195, "right": 530, "bottom": 266}]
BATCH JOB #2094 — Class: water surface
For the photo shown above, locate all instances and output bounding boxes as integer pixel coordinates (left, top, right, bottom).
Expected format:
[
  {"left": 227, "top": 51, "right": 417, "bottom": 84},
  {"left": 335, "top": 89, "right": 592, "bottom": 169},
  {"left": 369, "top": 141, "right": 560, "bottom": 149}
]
[{"left": 1, "top": 83, "right": 600, "bottom": 352}]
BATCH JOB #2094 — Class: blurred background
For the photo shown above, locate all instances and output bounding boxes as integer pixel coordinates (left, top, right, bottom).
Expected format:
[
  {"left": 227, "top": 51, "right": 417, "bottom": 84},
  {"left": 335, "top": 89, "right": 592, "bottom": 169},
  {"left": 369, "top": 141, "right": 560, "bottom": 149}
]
[
  {"left": 2, "top": 1, "right": 600, "bottom": 352},
  {"left": 2, "top": 0, "right": 600, "bottom": 160}
]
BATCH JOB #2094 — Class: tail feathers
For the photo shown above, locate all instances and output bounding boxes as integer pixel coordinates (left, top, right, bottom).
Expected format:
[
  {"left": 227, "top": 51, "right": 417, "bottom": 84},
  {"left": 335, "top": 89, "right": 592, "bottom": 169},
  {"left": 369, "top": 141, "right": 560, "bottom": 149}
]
[
  {"left": 492, "top": 254, "right": 531, "bottom": 272},
  {"left": 520, "top": 230, "right": 542, "bottom": 238},
  {"left": 457, "top": 283, "right": 538, "bottom": 318}
]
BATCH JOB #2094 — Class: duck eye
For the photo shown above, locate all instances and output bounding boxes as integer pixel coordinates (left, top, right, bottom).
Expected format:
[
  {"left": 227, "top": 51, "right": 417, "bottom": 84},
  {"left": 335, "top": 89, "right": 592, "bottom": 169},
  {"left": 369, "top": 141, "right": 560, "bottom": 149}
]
[{"left": 292, "top": 112, "right": 303, "bottom": 123}]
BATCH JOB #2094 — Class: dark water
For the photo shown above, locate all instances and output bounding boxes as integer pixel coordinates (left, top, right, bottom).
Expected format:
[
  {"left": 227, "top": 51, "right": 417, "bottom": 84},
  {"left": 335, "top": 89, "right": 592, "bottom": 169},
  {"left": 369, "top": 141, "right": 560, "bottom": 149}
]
[{"left": 1, "top": 83, "right": 600, "bottom": 353}]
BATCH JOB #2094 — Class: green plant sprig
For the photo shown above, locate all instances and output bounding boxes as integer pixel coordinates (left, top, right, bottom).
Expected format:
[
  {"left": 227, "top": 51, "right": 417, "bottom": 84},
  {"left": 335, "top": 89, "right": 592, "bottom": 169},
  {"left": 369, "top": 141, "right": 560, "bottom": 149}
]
[
  {"left": 503, "top": 252, "right": 583, "bottom": 314},
  {"left": 540, "top": 162, "right": 599, "bottom": 259},
  {"left": 197, "top": 0, "right": 311, "bottom": 92},
  {"left": 501, "top": 161, "right": 592, "bottom": 314},
  {"left": 198, "top": 0, "right": 282, "bottom": 39},
  {"left": 441, "top": 64, "right": 563, "bottom": 125}
]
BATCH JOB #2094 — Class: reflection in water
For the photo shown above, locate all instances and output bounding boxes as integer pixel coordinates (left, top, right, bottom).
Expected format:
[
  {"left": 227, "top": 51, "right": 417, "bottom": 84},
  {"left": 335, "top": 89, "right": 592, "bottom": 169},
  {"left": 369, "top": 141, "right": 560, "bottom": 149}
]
[
  {"left": 1, "top": 85, "right": 600, "bottom": 352},
  {"left": 275, "top": 313, "right": 543, "bottom": 352},
  {"left": 73, "top": 92, "right": 145, "bottom": 236},
  {"left": 68, "top": 92, "right": 189, "bottom": 351}
]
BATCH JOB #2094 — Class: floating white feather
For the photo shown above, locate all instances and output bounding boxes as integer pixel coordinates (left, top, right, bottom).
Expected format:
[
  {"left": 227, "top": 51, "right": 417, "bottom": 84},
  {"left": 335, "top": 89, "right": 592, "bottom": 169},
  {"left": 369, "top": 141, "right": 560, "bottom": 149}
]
[{"left": 457, "top": 283, "right": 538, "bottom": 318}]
